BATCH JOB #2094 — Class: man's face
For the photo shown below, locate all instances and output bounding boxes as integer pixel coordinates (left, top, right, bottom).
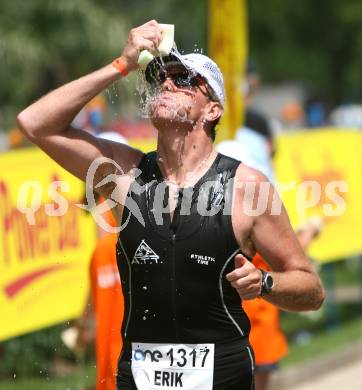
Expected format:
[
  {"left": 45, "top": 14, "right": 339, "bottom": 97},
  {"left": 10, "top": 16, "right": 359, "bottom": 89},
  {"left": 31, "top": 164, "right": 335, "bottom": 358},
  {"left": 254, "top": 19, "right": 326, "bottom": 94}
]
[{"left": 147, "top": 64, "right": 215, "bottom": 126}]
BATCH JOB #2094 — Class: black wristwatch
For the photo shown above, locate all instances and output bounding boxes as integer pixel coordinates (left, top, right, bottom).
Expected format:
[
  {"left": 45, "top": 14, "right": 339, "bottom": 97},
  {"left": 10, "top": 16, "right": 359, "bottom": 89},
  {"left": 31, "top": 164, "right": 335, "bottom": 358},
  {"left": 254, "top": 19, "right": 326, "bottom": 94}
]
[{"left": 260, "top": 269, "right": 274, "bottom": 296}]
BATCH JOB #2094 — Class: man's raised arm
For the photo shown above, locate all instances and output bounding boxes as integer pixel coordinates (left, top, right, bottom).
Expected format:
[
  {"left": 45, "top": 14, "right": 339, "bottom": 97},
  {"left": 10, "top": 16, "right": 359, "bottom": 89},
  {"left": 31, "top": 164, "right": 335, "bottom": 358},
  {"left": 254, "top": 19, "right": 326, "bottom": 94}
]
[{"left": 17, "top": 20, "right": 162, "bottom": 186}]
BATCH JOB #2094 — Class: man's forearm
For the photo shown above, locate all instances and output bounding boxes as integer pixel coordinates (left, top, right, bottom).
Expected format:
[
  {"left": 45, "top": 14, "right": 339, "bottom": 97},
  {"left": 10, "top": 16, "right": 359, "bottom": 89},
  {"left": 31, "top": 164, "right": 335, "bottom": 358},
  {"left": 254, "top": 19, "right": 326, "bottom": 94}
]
[
  {"left": 263, "top": 270, "right": 325, "bottom": 311},
  {"left": 17, "top": 63, "right": 122, "bottom": 139}
]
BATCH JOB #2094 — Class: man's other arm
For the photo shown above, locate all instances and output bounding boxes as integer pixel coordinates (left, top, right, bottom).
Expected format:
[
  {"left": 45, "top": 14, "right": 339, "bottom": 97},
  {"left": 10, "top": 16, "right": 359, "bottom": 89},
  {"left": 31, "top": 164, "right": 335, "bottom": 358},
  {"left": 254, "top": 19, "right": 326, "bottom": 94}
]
[{"left": 227, "top": 168, "right": 325, "bottom": 312}]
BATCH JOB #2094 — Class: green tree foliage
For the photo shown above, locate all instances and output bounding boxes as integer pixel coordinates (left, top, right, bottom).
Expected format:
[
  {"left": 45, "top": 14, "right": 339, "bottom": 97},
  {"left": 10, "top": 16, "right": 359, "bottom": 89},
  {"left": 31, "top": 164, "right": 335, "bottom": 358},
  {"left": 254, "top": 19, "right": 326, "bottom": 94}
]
[
  {"left": 0, "top": 0, "right": 128, "bottom": 129},
  {"left": 1, "top": 0, "right": 361, "bottom": 129},
  {"left": 110, "top": 0, "right": 208, "bottom": 53},
  {"left": 0, "top": 324, "right": 77, "bottom": 378},
  {"left": 248, "top": 0, "right": 362, "bottom": 104}
]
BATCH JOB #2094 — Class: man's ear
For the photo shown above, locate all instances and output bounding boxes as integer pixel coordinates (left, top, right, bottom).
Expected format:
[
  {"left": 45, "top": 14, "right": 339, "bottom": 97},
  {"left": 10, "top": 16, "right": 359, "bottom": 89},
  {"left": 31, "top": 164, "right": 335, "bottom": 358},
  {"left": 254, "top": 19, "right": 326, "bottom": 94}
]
[{"left": 204, "top": 101, "right": 223, "bottom": 123}]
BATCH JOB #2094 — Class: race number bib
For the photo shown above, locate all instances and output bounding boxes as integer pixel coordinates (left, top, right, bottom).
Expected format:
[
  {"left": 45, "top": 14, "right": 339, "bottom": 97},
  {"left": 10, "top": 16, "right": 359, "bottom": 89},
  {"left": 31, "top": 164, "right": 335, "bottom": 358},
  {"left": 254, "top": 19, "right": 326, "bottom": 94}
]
[{"left": 131, "top": 342, "right": 215, "bottom": 390}]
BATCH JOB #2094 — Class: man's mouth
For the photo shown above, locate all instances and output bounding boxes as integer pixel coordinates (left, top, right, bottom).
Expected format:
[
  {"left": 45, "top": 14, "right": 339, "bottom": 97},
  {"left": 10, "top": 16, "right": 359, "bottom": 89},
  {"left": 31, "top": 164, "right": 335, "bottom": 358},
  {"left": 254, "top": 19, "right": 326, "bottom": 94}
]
[{"left": 155, "top": 93, "right": 174, "bottom": 102}]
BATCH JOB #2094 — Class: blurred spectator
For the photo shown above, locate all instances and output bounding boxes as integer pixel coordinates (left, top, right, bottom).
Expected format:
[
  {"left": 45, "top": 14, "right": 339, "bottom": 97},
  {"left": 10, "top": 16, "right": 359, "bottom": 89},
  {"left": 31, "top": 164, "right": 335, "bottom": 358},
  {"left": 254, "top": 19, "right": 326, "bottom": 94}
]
[
  {"left": 217, "top": 109, "right": 275, "bottom": 182},
  {"left": 74, "top": 205, "right": 123, "bottom": 390},
  {"left": 306, "top": 102, "right": 327, "bottom": 127},
  {"left": 72, "top": 95, "right": 129, "bottom": 146},
  {"left": 243, "top": 254, "right": 287, "bottom": 390},
  {"left": 71, "top": 132, "right": 127, "bottom": 389},
  {"left": 244, "top": 60, "right": 261, "bottom": 107},
  {"left": 329, "top": 104, "right": 362, "bottom": 129},
  {"left": 280, "top": 101, "right": 305, "bottom": 128},
  {"left": 8, "top": 127, "right": 29, "bottom": 149},
  {"left": 72, "top": 95, "right": 109, "bottom": 135},
  {"left": 78, "top": 233, "right": 124, "bottom": 390},
  {"left": 0, "top": 132, "right": 9, "bottom": 151},
  {"left": 243, "top": 221, "right": 322, "bottom": 390}
]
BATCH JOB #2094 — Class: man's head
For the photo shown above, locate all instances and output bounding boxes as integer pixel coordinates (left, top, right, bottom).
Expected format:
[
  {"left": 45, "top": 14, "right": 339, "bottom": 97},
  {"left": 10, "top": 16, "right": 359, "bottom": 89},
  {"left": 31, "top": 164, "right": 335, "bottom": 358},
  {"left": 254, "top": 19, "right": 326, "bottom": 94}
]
[{"left": 145, "top": 51, "right": 224, "bottom": 140}]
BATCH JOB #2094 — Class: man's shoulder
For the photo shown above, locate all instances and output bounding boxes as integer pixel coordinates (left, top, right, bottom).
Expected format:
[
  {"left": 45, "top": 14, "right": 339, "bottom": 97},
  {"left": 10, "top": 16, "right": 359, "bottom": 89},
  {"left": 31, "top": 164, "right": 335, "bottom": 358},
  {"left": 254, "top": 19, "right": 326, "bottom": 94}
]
[{"left": 234, "top": 162, "right": 270, "bottom": 185}]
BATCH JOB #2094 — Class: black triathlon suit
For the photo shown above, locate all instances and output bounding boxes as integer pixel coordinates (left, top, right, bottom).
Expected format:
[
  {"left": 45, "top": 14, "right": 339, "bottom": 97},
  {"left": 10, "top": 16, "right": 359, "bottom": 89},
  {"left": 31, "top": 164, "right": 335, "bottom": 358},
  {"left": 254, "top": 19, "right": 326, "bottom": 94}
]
[{"left": 116, "top": 152, "right": 255, "bottom": 390}]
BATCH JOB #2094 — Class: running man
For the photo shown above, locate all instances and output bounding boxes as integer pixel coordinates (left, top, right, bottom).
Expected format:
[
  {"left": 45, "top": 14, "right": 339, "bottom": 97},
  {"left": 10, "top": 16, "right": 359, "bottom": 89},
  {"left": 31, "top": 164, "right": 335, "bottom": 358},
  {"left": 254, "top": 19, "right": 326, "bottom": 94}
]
[{"left": 18, "top": 20, "right": 325, "bottom": 390}]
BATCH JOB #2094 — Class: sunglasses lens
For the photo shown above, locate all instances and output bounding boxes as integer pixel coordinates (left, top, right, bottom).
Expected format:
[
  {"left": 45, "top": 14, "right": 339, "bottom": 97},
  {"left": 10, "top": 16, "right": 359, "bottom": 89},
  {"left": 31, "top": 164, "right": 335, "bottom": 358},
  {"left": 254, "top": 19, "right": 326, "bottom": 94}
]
[
  {"left": 150, "top": 68, "right": 202, "bottom": 89},
  {"left": 172, "top": 73, "right": 198, "bottom": 88},
  {"left": 152, "top": 71, "right": 166, "bottom": 86}
]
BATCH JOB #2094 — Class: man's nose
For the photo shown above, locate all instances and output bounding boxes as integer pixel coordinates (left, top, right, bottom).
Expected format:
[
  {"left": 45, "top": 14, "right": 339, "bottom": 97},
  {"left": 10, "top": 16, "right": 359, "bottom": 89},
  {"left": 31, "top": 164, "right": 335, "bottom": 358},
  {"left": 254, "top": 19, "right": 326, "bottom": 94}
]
[{"left": 161, "top": 77, "right": 177, "bottom": 92}]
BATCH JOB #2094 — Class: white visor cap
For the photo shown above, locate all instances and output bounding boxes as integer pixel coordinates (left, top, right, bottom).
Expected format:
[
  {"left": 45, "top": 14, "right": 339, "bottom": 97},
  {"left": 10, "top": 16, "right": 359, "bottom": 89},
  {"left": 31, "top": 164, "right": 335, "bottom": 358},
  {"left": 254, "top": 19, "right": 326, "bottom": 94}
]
[{"left": 145, "top": 51, "right": 225, "bottom": 106}]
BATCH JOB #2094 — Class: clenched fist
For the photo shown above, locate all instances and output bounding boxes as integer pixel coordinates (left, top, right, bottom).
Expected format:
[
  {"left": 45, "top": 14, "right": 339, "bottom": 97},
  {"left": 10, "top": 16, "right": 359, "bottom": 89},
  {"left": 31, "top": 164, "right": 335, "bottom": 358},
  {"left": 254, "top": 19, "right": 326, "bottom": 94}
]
[
  {"left": 226, "top": 254, "right": 263, "bottom": 300},
  {"left": 121, "top": 20, "right": 162, "bottom": 72}
]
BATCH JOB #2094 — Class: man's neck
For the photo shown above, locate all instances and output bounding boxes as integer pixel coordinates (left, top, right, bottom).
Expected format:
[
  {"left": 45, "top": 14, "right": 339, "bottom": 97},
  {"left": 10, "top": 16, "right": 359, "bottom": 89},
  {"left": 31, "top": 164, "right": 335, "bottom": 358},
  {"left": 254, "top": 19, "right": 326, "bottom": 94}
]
[{"left": 156, "top": 127, "right": 216, "bottom": 187}]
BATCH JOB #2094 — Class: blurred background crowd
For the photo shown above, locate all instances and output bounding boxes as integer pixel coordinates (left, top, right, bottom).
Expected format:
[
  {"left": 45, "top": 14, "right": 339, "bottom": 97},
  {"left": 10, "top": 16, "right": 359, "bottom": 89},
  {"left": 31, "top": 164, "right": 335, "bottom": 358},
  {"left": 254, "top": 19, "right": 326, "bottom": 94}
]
[{"left": 1, "top": 1, "right": 362, "bottom": 389}]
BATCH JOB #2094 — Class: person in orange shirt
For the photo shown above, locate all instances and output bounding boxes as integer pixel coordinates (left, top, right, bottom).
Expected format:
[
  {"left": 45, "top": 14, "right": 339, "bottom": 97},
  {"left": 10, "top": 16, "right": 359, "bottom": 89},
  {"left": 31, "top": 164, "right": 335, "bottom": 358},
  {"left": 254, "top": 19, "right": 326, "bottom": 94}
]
[
  {"left": 77, "top": 162, "right": 126, "bottom": 390},
  {"left": 75, "top": 204, "right": 124, "bottom": 390},
  {"left": 243, "top": 254, "right": 287, "bottom": 390},
  {"left": 89, "top": 232, "right": 124, "bottom": 390},
  {"left": 243, "top": 220, "right": 322, "bottom": 390}
]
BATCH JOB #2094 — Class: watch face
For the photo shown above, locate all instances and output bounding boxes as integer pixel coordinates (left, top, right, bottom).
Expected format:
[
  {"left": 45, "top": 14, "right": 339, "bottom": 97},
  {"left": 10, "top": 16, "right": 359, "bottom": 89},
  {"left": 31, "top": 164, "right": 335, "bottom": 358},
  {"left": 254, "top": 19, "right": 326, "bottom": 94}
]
[{"left": 265, "top": 274, "right": 274, "bottom": 290}]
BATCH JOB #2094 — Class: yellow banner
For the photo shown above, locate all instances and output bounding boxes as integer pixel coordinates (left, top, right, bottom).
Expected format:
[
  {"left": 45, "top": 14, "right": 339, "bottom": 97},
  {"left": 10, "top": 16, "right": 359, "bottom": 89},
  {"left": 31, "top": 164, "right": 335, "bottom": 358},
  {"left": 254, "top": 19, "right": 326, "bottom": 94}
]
[
  {"left": 0, "top": 148, "right": 96, "bottom": 341},
  {"left": 274, "top": 129, "right": 362, "bottom": 263},
  {"left": 209, "top": 0, "right": 248, "bottom": 142}
]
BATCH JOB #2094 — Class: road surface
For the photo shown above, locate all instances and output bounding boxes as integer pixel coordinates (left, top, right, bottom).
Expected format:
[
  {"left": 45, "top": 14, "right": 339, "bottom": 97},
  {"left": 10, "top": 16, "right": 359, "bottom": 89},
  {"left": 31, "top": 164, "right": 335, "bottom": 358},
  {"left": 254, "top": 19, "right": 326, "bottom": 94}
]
[{"left": 289, "top": 357, "right": 362, "bottom": 390}]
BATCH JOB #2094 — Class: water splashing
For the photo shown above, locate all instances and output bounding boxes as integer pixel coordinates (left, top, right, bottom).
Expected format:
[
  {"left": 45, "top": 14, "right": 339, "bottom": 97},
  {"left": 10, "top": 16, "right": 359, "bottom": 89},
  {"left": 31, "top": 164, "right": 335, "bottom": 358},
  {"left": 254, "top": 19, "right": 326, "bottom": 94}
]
[{"left": 135, "top": 47, "right": 198, "bottom": 124}]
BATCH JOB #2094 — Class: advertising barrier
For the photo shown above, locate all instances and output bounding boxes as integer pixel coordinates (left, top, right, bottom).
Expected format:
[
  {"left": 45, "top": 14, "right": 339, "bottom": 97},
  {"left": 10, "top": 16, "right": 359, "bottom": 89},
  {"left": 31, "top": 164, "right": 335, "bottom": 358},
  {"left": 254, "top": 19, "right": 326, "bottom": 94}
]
[{"left": 0, "top": 148, "right": 96, "bottom": 341}]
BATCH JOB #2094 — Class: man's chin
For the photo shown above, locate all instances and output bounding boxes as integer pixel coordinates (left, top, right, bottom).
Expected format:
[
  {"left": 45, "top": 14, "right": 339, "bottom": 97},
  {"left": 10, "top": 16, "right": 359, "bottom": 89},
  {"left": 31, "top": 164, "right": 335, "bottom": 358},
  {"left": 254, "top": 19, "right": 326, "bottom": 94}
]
[
  {"left": 150, "top": 105, "right": 184, "bottom": 122},
  {"left": 150, "top": 114, "right": 173, "bottom": 129},
  {"left": 150, "top": 113, "right": 194, "bottom": 131}
]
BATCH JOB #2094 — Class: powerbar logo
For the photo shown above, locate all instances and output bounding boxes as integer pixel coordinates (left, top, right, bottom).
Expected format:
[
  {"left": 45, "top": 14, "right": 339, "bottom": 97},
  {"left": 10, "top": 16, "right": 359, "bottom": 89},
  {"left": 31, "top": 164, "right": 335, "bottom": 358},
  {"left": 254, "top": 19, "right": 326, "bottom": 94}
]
[{"left": 190, "top": 254, "right": 215, "bottom": 265}]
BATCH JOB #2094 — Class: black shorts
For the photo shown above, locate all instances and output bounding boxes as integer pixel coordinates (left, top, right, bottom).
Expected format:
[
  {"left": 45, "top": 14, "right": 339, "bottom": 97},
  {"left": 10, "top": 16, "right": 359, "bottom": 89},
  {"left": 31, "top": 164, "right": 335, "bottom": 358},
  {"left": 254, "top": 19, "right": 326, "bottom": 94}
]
[{"left": 116, "top": 341, "right": 255, "bottom": 390}]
